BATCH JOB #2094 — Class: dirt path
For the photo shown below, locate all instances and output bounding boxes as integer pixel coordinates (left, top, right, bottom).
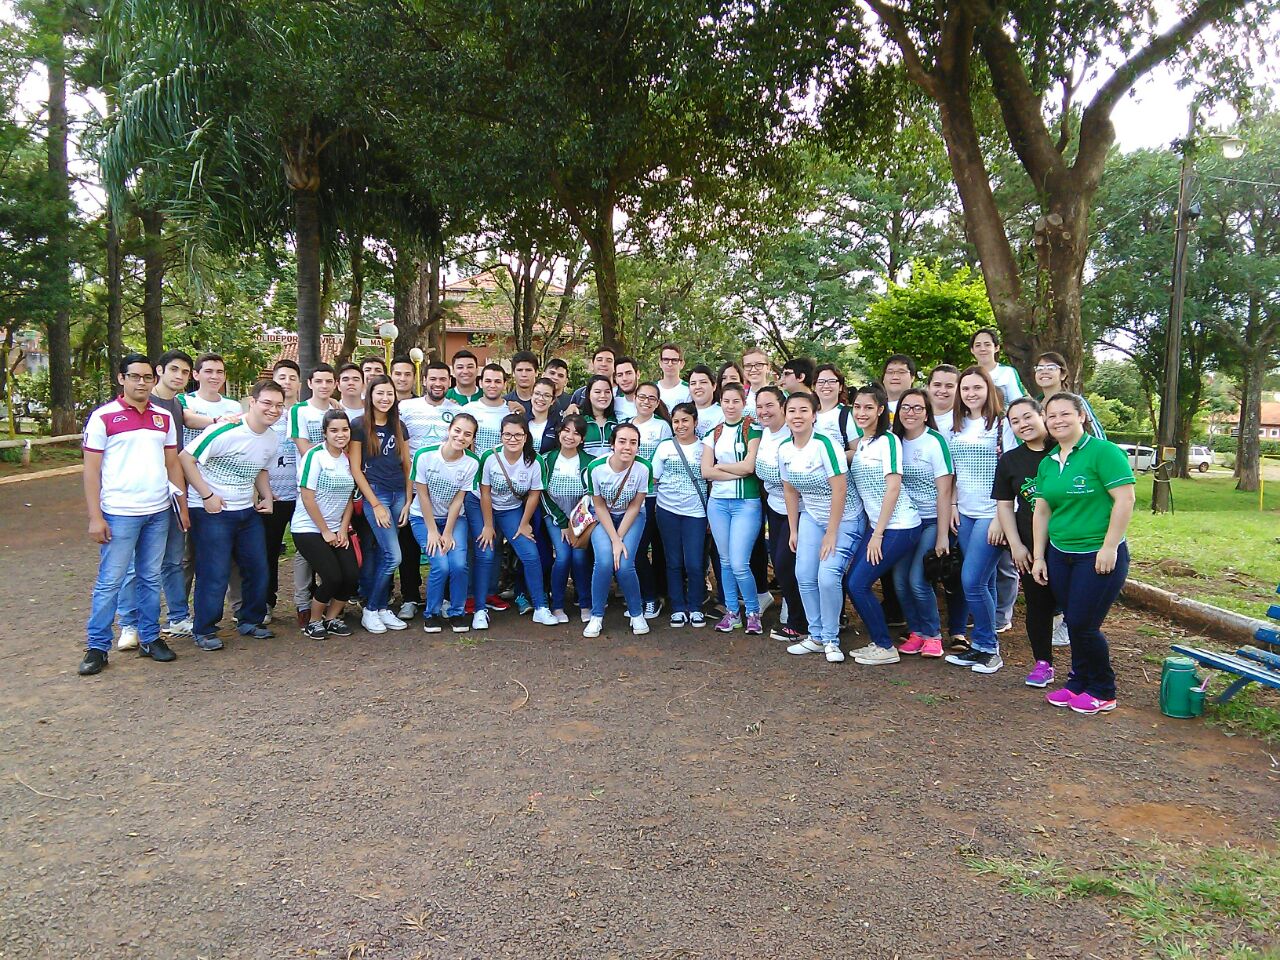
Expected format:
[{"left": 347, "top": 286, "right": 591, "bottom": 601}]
[{"left": 1, "top": 475, "right": 1277, "bottom": 959}]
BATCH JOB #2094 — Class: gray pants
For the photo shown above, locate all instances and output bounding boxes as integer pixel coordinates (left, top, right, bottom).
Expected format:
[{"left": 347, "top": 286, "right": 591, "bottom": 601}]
[{"left": 996, "top": 551, "right": 1019, "bottom": 628}]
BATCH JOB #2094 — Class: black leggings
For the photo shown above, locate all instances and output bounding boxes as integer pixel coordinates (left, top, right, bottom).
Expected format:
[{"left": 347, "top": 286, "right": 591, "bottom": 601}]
[
  {"left": 1020, "top": 570, "right": 1056, "bottom": 664},
  {"left": 292, "top": 533, "right": 359, "bottom": 605},
  {"left": 261, "top": 499, "right": 296, "bottom": 607},
  {"left": 766, "top": 505, "right": 806, "bottom": 632}
]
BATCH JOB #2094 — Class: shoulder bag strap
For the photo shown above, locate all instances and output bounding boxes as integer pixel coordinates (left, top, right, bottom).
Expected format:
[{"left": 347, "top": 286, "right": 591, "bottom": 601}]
[
  {"left": 492, "top": 451, "right": 529, "bottom": 498},
  {"left": 672, "top": 440, "right": 709, "bottom": 512}
]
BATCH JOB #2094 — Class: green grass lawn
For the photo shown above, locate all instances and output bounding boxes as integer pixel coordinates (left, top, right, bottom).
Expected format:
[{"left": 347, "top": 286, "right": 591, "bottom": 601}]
[{"left": 1128, "top": 474, "right": 1280, "bottom": 621}]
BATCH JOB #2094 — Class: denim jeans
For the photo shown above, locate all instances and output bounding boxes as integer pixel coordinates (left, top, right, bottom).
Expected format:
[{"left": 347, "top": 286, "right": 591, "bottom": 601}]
[
  {"left": 655, "top": 506, "right": 707, "bottom": 615},
  {"left": 795, "top": 511, "right": 863, "bottom": 645},
  {"left": 476, "top": 505, "right": 547, "bottom": 611},
  {"left": 590, "top": 510, "right": 646, "bottom": 619},
  {"left": 464, "top": 493, "right": 485, "bottom": 600},
  {"left": 85, "top": 510, "right": 169, "bottom": 652},
  {"left": 706, "top": 497, "right": 763, "bottom": 616},
  {"left": 845, "top": 525, "right": 922, "bottom": 648},
  {"left": 362, "top": 480, "right": 405, "bottom": 612},
  {"left": 189, "top": 506, "right": 268, "bottom": 640},
  {"left": 1046, "top": 542, "right": 1129, "bottom": 700},
  {"left": 891, "top": 519, "right": 941, "bottom": 638},
  {"left": 766, "top": 505, "right": 806, "bottom": 632},
  {"left": 118, "top": 509, "right": 189, "bottom": 629},
  {"left": 411, "top": 514, "right": 469, "bottom": 617},
  {"left": 545, "top": 515, "right": 592, "bottom": 614},
  {"left": 957, "top": 513, "right": 1002, "bottom": 653}
]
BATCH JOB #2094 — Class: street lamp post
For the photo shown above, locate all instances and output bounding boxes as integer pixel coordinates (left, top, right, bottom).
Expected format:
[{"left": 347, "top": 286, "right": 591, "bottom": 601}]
[
  {"left": 409, "top": 346, "right": 425, "bottom": 396},
  {"left": 378, "top": 322, "right": 399, "bottom": 373}
]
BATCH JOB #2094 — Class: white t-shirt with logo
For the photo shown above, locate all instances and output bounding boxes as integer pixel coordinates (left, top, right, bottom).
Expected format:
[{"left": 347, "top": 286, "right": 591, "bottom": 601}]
[
  {"left": 409, "top": 445, "right": 481, "bottom": 520},
  {"left": 585, "top": 455, "right": 654, "bottom": 514},
  {"left": 287, "top": 400, "right": 331, "bottom": 449},
  {"left": 399, "top": 396, "right": 459, "bottom": 454},
  {"left": 291, "top": 446, "right": 355, "bottom": 535},
  {"left": 900, "top": 429, "right": 953, "bottom": 521},
  {"left": 658, "top": 380, "right": 692, "bottom": 409},
  {"left": 267, "top": 417, "right": 298, "bottom": 501},
  {"left": 613, "top": 393, "right": 638, "bottom": 422},
  {"left": 703, "top": 419, "right": 763, "bottom": 500},
  {"left": 478, "top": 449, "right": 544, "bottom": 513},
  {"left": 651, "top": 439, "right": 707, "bottom": 518},
  {"left": 694, "top": 403, "right": 724, "bottom": 439},
  {"left": 178, "top": 392, "right": 241, "bottom": 449},
  {"left": 777, "top": 433, "right": 863, "bottom": 526},
  {"left": 631, "top": 416, "right": 673, "bottom": 462},
  {"left": 82, "top": 399, "right": 178, "bottom": 516},
  {"left": 185, "top": 421, "right": 280, "bottom": 511},
  {"left": 849, "top": 432, "right": 920, "bottom": 530},
  {"left": 460, "top": 399, "right": 509, "bottom": 454},
  {"left": 949, "top": 415, "right": 1018, "bottom": 520},
  {"left": 754, "top": 425, "right": 791, "bottom": 515},
  {"left": 988, "top": 364, "right": 1026, "bottom": 406}
]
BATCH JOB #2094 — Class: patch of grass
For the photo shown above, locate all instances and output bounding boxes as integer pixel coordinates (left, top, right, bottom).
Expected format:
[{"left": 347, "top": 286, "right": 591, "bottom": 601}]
[
  {"left": 1128, "top": 475, "right": 1279, "bottom": 621},
  {"left": 0, "top": 442, "right": 83, "bottom": 473},
  {"left": 1205, "top": 686, "right": 1280, "bottom": 746},
  {"left": 965, "top": 838, "right": 1280, "bottom": 959}
]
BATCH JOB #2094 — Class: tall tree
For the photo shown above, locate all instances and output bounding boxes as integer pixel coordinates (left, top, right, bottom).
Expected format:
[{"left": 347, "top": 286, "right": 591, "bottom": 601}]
[{"left": 846, "top": 0, "right": 1266, "bottom": 383}]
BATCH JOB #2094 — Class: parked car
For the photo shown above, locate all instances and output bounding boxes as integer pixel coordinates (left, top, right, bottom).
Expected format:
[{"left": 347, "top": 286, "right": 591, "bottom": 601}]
[
  {"left": 1117, "top": 443, "right": 1157, "bottom": 473},
  {"left": 1188, "top": 445, "right": 1214, "bottom": 473}
]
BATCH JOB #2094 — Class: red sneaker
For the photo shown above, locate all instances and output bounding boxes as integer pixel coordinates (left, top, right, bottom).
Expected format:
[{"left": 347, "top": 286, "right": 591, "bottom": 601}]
[
  {"left": 486, "top": 594, "right": 511, "bottom": 612},
  {"left": 464, "top": 597, "right": 475, "bottom": 614}
]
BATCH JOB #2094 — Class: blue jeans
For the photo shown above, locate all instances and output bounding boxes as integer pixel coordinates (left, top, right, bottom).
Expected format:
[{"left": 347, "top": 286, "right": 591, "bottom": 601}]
[
  {"left": 410, "top": 514, "right": 469, "bottom": 617},
  {"left": 545, "top": 515, "right": 592, "bottom": 614},
  {"left": 957, "top": 514, "right": 1002, "bottom": 653},
  {"left": 795, "top": 511, "right": 863, "bottom": 645},
  {"left": 189, "top": 507, "right": 269, "bottom": 640},
  {"left": 464, "top": 493, "right": 486, "bottom": 600},
  {"left": 891, "top": 519, "right": 941, "bottom": 638},
  {"left": 476, "top": 506, "right": 547, "bottom": 611},
  {"left": 655, "top": 506, "right": 707, "bottom": 615},
  {"left": 706, "top": 497, "right": 763, "bottom": 616},
  {"left": 845, "top": 526, "right": 922, "bottom": 648},
  {"left": 118, "top": 509, "right": 188, "bottom": 628},
  {"left": 590, "top": 510, "right": 646, "bottom": 619},
  {"left": 363, "top": 480, "right": 405, "bottom": 612},
  {"left": 85, "top": 510, "right": 169, "bottom": 652},
  {"left": 1046, "top": 542, "right": 1129, "bottom": 700}
]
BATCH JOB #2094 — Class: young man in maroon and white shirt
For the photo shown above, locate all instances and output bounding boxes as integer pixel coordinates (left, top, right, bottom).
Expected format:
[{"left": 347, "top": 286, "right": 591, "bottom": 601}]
[{"left": 80, "top": 353, "right": 190, "bottom": 676}]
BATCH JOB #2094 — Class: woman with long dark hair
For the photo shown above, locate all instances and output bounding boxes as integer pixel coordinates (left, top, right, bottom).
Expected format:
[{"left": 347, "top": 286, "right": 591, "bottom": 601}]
[{"left": 540, "top": 415, "right": 594, "bottom": 624}]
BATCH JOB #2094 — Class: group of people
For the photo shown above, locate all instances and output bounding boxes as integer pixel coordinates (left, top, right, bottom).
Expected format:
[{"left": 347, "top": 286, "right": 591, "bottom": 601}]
[{"left": 80, "top": 328, "right": 1135, "bottom": 716}]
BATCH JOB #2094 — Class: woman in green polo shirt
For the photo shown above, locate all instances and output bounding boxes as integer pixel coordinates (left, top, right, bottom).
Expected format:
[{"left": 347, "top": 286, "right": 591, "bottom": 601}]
[{"left": 1031, "top": 393, "right": 1136, "bottom": 716}]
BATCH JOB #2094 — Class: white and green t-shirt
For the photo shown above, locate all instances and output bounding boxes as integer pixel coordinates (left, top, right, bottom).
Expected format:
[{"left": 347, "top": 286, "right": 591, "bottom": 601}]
[
  {"left": 849, "top": 433, "right": 920, "bottom": 531},
  {"left": 694, "top": 403, "right": 725, "bottom": 439},
  {"left": 445, "top": 385, "right": 482, "bottom": 406},
  {"left": 267, "top": 417, "right": 298, "bottom": 501},
  {"left": 631, "top": 416, "right": 673, "bottom": 461},
  {"left": 478, "top": 449, "right": 543, "bottom": 512},
  {"left": 291, "top": 446, "right": 355, "bottom": 535},
  {"left": 287, "top": 400, "right": 331, "bottom": 449},
  {"left": 900, "top": 428, "right": 953, "bottom": 521},
  {"left": 987, "top": 364, "right": 1026, "bottom": 406},
  {"left": 651, "top": 438, "right": 707, "bottom": 518},
  {"left": 185, "top": 421, "right": 280, "bottom": 511},
  {"left": 539, "top": 450, "right": 591, "bottom": 527},
  {"left": 460, "top": 399, "right": 509, "bottom": 454},
  {"left": 409, "top": 445, "right": 481, "bottom": 520},
  {"left": 658, "top": 380, "right": 692, "bottom": 409},
  {"left": 815, "top": 404, "right": 861, "bottom": 451},
  {"left": 754, "top": 425, "right": 791, "bottom": 515},
  {"left": 585, "top": 455, "right": 654, "bottom": 514},
  {"left": 777, "top": 433, "right": 862, "bottom": 526},
  {"left": 950, "top": 415, "right": 1019, "bottom": 520},
  {"left": 703, "top": 418, "right": 763, "bottom": 500},
  {"left": 178, "top": 392, "right": 241, "bottom": 449},
  {"left": 399, "top": 396, "right": 459, "bottom": 454}
]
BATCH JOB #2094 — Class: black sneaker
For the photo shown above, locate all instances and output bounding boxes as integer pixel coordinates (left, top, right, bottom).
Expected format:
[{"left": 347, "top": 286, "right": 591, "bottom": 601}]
[
  {"left": 325, "top": 618, "right": 353, "bottom": 637},
  {"left": 78, "top": 649, "right": 108, "bottom": 676},
  {"left": 451, "top": 615, "right": 470, "bottom": 634},
  {"left": 303, "top": 621, "right": 327, "bottom": 641},
  {"left": 138, "top": 638, "right": 177, "bottom": 662},
  {"left": 944, "top": 647, "right": 1003, "bottom": 673},
  {"left": 422, "top": 615, "right": 444, "bottom": 634}
]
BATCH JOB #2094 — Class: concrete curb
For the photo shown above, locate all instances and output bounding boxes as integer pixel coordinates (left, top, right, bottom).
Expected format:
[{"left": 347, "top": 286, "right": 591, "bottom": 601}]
[
  {"left": 0, "top": 464, "right": 83, "bottom": 486},
  {"left": 1121, "top": 578, "right": 1270, "bottom": 645}
]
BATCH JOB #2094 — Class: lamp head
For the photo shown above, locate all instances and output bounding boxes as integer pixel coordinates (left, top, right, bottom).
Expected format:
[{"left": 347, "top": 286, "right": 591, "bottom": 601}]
[
  {"left": 1220, "top": 136, "right": 1245, "bottom": 160},
  {"left": 378, "top": 322, "right": 399, "bottom": 342},
  {"left": 409, "top": 347, "right": 425, "bottom": 363}
]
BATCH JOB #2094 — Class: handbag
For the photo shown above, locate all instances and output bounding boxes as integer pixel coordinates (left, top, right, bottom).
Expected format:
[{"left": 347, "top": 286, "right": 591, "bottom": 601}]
[{"left": 570, "top": 459, "right": 634, "bottom": 549}]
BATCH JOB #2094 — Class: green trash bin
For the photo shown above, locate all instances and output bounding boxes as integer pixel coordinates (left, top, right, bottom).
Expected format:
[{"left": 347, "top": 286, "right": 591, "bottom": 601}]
[{"left": 1160, "top": 655, "right": 1204, "bottom": 718}]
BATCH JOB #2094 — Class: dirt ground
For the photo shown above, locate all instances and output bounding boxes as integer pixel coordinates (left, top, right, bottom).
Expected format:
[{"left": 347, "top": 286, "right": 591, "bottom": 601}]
[{"left": 2, "top": 474, "right": 1277, "bottom": 960}]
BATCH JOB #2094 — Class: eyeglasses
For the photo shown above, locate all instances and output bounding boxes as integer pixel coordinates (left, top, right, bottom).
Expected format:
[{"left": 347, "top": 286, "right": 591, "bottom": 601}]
[
  {"left": 743, "top": 362, "right": 769, "bottom": 371},
  {"left": 884, "top": 368, "right": 913, "bottom": 377},
  {"left": 257, "top": 401, "right": 285, "bottom": 411},
  {"left": 1034, "top": 364, "right": 1062, "bottom": 372},
  {"left": 814, "top": 378, "right": 841, "bottom": 387},
  {"left": 532, "top": 392, "right": 554, "bottom": 401},
  {"left": 660, "top": 356, "right": 681, "bottom": 363},
  {"left": 637, "top": 394, "right": 658, "bottom": 403},
  {"left": 898, "top": 404, "right": 927, "bottom": 414},
  {"left": 500, "top": 433, "right": 526, "bottom": 441},
  {"left": 123, "top": 373, "right": 156, "bottom": 384}
]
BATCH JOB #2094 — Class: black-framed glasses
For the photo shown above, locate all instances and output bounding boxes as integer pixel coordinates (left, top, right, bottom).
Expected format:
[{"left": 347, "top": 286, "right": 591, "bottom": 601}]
[
  {"left": 814, "top": 378, "right": 841, "bottom": 387},
  {"left": 122, "top": 373, "right": 156, "bottom": 384},
  {"left": 898, "top": 404, "right": 927, "bottom": 414},
  {"left": 500, "top": 432, "right": 526, "bottom": 441}
]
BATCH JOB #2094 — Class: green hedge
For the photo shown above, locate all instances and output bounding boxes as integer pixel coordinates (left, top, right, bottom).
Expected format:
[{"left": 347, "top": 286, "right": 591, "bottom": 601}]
[{"left": 1209, "top": 434, "right": 1280, "bottom": 456}]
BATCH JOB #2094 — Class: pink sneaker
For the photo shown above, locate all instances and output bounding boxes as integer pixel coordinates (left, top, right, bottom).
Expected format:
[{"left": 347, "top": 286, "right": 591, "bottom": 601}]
[
  {"left": 1046, "top": 688, "right": 1076, "bottom": 708},
  {"left": 899, "top": 632, "right": 926, "bottom": 655},
  {"left": 713, "top": 613, "right": 741, "bottom": 633},
  {"left": 744, "top": 613, "right": 763, "bottom": 635},
  {"left": 1025, "top": 660, "right": 1055, "bottom": 688},
  {"left": 919, "top": 636, "right": 944, "bottom": 658},
  {"left": 1070, "top": 692, "right": 1117, "bottom": 715}
]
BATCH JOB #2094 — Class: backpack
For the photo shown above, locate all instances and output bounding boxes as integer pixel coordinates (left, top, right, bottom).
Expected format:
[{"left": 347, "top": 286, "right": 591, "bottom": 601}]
[{"left": 712, "top": 414, "right": 754, "bottom": 446}]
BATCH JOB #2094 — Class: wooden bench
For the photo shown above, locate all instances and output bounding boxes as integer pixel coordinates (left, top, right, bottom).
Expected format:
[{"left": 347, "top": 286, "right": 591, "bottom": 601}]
[{"left": 1169, "top": 590, "right": 1280, "bottom": 703}]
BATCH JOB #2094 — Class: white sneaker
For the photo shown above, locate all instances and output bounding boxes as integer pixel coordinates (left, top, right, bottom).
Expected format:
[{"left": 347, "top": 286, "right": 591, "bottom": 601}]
[
  {"left": 361, "top": 609, "right": 387, "bottom": 634},
  {"left": 581, "top": 609, "right": 592, "bottom": 623},
  {"left": 260, "top": 611, "right": 273, "bottom": 626},
  {"left": 583, "top": 616, "right": 603, "bottom": 638},
  {"left": 532, "top": 607, "right": 559, "bottom": 626},
  {"left": 852, "top": 643, "right": 900, "bottom": 665},
  {"left": 787, "top": 638, "right": 825, "bottom": 655},
  {"left": 397, "top": 601, "right": 417, "bottom": 620},
  {"left": 631, "top": 615, "right": 650, "bottom": 636},
  {"left": 1052, "top": 614, "right": 1069, "bottom": 646},
  {"left": 163, "top": 618, "right": 193, "bottom": 637},
  {"left": 758, "top": 591, "right": 774, "bottom": 615},
  {"left": 824, "top": 642, "right": 846, "bottom": 663},
  {"left": 552, "top": 609, "right": 570, "bottom": 624},
  {"left": 472, "top": 610, "right": 490, "bottom": 631},
  {"left": 117, "top": 626, "right": 139, "bottom": 651},
  {"left": 996, "top": 620, "right": 1013, "bottom": 634},
  {"left": 379, "top": 609, "right": 408, "bottom": 631}
]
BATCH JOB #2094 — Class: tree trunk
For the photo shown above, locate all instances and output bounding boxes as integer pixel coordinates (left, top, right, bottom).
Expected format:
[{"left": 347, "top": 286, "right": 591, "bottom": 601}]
[
  {"left": 140, "top": 207, "right": 165, "bottom": 358},
  {"left": 336, "top": 239, "right": 364, "bottom": 366},
  {"left": 293, "top": 188, "right": 322, "bottom": 383},
  {"left": 105, "top": 202, "right": 124, "bottom": 367},
  {"left": 1235, "top": 350, "right": 1264, "bottom": 493},
  {"left": 43, "top": 1, "right": 74, "bottom": 434},
  {"left": 580, "top": 198, "right": 623, "bottom": 352},
  {"left": 424, "top": 253, "right": 446, "bottom": 362}
]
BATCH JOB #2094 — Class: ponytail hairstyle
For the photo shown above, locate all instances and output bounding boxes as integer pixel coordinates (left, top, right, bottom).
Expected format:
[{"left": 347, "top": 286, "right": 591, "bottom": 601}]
[{"left": 852, "top": 382, "right": 891, "bottom": 439}]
